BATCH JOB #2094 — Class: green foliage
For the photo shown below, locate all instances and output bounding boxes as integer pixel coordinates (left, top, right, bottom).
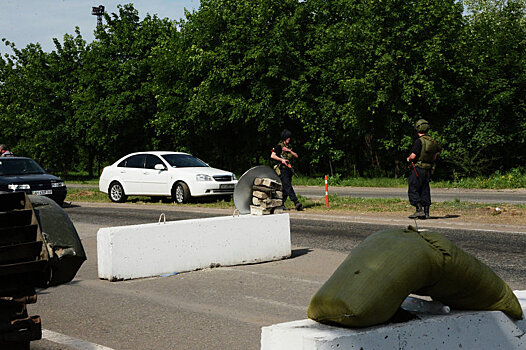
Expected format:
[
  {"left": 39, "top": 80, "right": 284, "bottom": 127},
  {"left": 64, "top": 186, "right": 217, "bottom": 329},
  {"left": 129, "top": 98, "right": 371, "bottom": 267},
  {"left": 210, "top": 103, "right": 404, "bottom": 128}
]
[
  {"left": 293, "top": 174, "right": 407, "bottom": 187},
  {"left": 1, "top": 1, "right": 525, "bottom": 179},
  {"left": 151, "top": 0, "right": 307, "bottom": 170},
  {"left": 73, "top": 5, "right": 174, "bottom": 175},
  {"left": 0, "top": 32, "right": 85, "bottom": 173},
  {"left": 445, "top": 167, "right": 526, "bottom": 189},
  {"left": 442, "top": 0, "right": 526, "bottom": 176}
]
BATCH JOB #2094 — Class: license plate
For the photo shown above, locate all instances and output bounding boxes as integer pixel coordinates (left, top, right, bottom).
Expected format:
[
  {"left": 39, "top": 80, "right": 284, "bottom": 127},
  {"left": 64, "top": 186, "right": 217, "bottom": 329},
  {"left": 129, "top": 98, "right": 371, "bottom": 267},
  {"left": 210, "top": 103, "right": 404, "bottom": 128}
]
[
  {"left": 220, "top": 184, "right": 234, "bottom": 190},
  {"left": 32, "top": 190, "right": 52, "bottom": 195}
]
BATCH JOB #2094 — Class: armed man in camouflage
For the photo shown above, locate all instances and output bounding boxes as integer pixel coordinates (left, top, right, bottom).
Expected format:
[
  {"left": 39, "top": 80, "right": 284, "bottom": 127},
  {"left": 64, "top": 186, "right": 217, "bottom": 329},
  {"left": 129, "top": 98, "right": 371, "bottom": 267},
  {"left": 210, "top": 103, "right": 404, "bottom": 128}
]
[
  {"left": 406, "top": 119, "right": 441, "bottom": 219},
  {"left": 270, "top": 129, "right": 303, "bottom": 211}
]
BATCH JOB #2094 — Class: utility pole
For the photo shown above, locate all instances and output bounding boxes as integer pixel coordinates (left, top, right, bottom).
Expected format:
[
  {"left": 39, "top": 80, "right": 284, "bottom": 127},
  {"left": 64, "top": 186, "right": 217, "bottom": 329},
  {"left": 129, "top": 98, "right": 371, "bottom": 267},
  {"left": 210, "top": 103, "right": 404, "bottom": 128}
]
[{"left": 91, "top": 5, "right": 105, "bottom": 26}]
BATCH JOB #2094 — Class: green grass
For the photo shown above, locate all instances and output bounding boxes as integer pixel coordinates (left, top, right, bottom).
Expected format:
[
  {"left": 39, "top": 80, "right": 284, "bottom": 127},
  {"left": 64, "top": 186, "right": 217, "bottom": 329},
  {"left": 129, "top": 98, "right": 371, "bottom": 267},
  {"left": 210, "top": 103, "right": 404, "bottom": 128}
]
[
  {"left": 66, "top": 188, "right": 109, "bottom": 202},
  {"left": 62, "top": 172, "right": 100, "bottom": 184},
  {"left": 293, "top": 175, "right": 407, "bottom": 188},
  {"left": 66, "top": 189, "right": 520, "bottom": 215},
  {"left": 435, "top": 170, "right": 526, "bottom": 189},
  {"left": 293, "top": 168, "right": 526, "bottom": 189},
  {"left": 65, "top": 188, "right": 235, "bottom": 208},
  {"left": 65, "top": 178, "right": 99, "bottom": 185},
  {"left": 297, "top": 195, "right": 495, "bottom": 212},
  {"left": 65, "top": 167, "right": 526, "bottom": 190}
]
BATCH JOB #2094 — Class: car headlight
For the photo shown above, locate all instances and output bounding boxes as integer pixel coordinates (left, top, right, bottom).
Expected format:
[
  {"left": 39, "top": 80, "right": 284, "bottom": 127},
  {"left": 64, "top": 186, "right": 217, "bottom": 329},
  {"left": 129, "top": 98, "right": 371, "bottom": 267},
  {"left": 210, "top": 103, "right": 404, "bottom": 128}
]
[
  {"left": 232, "top": 174, "right": 237, "bottom": 181},
  {"left": 8, "top": 184, "right": 30, "bottom": 190},
  {"left": 196, "top": 174, "right": 213, "bottom": 181},
  {"left": 51, "top": 181, "right": 66, "bottom": 188}
]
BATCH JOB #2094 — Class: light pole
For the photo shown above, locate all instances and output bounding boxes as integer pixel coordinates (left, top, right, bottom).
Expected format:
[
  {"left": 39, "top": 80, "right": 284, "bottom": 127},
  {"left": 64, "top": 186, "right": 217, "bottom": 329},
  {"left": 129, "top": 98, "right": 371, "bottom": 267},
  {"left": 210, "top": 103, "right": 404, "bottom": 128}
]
[{"left": 91, "top": 5, "right": 105, "bottom": 26}]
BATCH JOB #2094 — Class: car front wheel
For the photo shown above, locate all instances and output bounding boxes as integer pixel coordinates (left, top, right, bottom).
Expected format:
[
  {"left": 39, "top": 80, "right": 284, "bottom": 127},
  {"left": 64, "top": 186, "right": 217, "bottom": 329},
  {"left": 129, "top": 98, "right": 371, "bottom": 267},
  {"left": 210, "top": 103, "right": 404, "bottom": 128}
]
[
  {"left": 173, "top": 182, "right": 190, "bottom": 204},
  {"left": 109, "top": 181, "right": 127, "bottom": 203}
]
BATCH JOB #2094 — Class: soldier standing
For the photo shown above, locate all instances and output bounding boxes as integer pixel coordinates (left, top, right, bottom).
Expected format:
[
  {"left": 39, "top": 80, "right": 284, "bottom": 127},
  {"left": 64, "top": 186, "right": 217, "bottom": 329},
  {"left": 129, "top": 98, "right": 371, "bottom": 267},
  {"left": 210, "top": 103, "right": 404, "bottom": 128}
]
[
  {"left": 406, "top": 119, "right": 441, "bottom": 219},
  {"left": 271, "top": 129, "right": 303, "bottom": 211}
]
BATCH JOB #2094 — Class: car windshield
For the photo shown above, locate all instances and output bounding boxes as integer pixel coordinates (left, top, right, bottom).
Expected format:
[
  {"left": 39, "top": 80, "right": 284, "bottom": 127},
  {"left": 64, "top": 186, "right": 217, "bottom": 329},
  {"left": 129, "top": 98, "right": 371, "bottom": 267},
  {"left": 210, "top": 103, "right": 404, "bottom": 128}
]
[
  {"left": 161, "top": 154, "right": 208, "bottom": 168},
  {"left": 0, "top": 158, "right": 46, "bottom": 176}
]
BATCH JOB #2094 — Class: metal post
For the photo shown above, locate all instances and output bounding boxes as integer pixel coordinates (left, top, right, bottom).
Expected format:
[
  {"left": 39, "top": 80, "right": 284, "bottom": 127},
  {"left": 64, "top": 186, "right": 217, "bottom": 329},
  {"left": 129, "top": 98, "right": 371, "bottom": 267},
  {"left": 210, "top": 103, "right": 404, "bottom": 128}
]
[
  {"left": 91, "top": 5, "right": 105, "bottom": 26},
  {"left": 325, "top": 175, "right": 329, "bottom": 207}
]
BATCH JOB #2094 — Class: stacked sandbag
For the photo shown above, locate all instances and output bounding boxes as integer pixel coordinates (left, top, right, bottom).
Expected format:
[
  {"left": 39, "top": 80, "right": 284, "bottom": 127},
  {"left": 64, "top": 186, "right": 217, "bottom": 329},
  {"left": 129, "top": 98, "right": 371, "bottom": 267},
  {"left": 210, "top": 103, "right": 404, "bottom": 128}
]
[
  {"left": 250, "top": 177, "right": 284, "bottom": 215},
  {"left": 307, "top": 226, "right": 523, "bottom": 328}
]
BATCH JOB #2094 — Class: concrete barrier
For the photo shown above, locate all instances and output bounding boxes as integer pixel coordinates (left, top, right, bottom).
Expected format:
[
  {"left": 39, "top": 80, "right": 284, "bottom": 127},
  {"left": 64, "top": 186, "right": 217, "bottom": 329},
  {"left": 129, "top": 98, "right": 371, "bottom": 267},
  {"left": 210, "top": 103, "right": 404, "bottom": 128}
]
[
  {"left": 261, "top": 291, "right": 526, "bottom": 350},
  {"left": 97, "top": 213, "right": 291, "bottom": 281}
]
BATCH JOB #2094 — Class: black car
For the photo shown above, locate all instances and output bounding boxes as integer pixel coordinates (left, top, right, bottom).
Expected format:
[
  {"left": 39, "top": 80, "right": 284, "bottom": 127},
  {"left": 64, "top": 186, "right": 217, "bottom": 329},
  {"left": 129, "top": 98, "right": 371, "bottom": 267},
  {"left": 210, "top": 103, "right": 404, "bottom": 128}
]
[{"left": 0, "top": 157, "right": 67, "bottom": 206}]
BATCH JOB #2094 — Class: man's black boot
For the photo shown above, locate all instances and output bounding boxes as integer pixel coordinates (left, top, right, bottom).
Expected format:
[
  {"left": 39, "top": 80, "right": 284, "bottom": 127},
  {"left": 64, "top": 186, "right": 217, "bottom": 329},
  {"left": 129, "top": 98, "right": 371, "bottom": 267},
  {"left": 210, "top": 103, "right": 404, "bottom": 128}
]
[
  {"left": 424, "top": 206, "right": 430, "bottom": 219},
  {"left": 408, "top": 203, "right": 425, "bottom": 218},
  {"left": 279, "top": 200, "right": 290, "bottom": 211},
  {"left": 294, "top": 201, "right": 303, "bottom": 211}
]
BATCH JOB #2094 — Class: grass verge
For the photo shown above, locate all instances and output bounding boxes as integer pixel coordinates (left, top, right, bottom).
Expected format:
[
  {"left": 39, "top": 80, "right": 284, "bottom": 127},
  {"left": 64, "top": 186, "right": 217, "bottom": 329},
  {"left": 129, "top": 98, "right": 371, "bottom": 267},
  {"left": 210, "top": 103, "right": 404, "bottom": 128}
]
[{"left": 68, "top": 167, "right": 526, "bottom": 189}]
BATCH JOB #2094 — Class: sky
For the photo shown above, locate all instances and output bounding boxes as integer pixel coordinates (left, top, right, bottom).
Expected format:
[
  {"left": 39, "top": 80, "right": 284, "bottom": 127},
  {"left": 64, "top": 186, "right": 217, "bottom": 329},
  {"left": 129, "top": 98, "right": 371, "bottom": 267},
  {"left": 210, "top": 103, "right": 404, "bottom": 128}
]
[{"left": 0, "top": 0, "right": 201, "bottom": 56}]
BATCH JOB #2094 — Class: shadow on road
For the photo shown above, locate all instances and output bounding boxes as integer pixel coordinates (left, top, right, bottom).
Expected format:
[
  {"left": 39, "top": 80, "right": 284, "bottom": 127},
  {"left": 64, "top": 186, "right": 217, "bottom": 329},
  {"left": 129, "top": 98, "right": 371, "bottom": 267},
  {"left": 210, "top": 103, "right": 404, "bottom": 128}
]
[
  {"left": 63, "top": 202, "right": 81, "bottom": 208},
  {"left": 426, "top": 214, "right": 460, "bottom": 220},
  {"left": 290, "top": 248, "right": 313, "bottom": 259}
]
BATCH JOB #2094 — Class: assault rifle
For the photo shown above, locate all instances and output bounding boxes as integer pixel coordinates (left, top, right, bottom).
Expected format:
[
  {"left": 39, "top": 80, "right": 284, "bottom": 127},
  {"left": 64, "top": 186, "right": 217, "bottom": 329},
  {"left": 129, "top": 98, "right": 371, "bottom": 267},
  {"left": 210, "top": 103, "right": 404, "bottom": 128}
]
[
  {"left": 283, "top": 159, "right": 298, "bottom": 177},
  {"left": 409, "top": 161, "right": 418, "bottom": 178}
]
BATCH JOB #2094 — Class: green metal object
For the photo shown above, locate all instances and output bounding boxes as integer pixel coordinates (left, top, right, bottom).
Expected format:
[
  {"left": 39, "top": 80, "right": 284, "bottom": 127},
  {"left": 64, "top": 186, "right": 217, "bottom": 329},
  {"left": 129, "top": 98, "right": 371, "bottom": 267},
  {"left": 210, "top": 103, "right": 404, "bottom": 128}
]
[
  {"left": 0, "top": 191, "right": 86, "bottom": 347},
  {"left": 29, "top": 195, "right": 86, "bottom": 286}
]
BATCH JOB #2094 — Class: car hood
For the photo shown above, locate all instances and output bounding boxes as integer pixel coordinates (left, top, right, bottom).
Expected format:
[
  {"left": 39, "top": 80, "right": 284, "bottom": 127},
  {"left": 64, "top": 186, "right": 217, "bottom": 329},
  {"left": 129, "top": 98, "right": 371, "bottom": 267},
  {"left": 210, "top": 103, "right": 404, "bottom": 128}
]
[
  {"left": 0, "top": 173, "right": 62, "bottom": 184},
  {"left": 168, "top": 167, "right": 234, "bottom": 177}
]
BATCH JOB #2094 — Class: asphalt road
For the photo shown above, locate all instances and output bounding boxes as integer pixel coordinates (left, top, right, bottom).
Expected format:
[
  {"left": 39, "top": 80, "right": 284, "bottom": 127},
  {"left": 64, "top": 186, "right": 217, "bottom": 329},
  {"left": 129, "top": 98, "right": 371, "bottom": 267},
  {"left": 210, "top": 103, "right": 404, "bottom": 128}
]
[
  {"left": 71, "top": 183, "right": 526, "bottom": 204},
  {"left": 30, "top": 203, "right": 526, "bottom": 350}
]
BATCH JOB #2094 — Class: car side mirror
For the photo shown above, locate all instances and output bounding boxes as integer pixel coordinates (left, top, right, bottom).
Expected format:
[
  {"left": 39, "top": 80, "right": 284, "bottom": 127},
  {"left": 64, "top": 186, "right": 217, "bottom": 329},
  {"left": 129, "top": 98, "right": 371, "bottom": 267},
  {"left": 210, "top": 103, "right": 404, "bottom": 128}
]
[{"left": 154, "top": 164, "right": 167, "bottom": 171}]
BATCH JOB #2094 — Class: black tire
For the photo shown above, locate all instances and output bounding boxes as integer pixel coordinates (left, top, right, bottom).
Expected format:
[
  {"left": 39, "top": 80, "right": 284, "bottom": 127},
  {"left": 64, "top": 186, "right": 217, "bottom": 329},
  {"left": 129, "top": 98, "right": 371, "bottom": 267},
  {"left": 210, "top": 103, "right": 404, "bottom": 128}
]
[
  {"left": 109, "top": 181, "right": 127, "bottom": 203},
  {"left": 173, "top": 182, "right": 190, "bottom": 204}
]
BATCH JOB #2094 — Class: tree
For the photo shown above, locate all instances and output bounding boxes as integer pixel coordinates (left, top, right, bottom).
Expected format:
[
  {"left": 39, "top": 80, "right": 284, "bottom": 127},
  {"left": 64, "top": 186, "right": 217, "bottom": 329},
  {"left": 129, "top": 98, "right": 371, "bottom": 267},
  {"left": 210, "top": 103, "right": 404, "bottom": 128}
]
[
  {"left": 73, "top": 4, "right": 173, "bottom": 174},
  {"left": 443, "top": 0, "right": 526, "bottom": 176},
  {"left": 298, "top": 0, "right": 464, "bottom": 176},
  {"left": 0, "top": 30, "right": 86, "bottom": 173},
  {"left": 151, "top": 0, "right": 307, "bottom": 172},
  {"left": 1, "top": 1, "right": 524, "bottom": 179}
]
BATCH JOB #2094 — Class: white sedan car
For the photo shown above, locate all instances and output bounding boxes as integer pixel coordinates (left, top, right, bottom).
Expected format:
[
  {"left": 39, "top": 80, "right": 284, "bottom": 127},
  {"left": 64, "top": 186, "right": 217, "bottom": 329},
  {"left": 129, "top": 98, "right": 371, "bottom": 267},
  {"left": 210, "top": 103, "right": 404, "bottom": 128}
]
[{"left": 99, "top": 151, "right": 238, "bottom": 203}]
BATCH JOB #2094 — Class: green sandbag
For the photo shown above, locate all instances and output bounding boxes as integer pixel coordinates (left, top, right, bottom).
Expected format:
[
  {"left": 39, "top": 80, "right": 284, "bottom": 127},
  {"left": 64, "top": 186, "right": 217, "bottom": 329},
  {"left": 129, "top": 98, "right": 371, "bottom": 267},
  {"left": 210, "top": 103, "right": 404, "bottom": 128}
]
[{"left": 307, "top": 227, "right": 522, "bottom": 328}]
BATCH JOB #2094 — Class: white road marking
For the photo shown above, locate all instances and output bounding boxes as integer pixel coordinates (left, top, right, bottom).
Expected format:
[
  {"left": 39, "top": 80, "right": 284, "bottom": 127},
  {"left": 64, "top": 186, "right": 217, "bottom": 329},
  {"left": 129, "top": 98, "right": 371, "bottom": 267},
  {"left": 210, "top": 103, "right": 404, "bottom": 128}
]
[{"left": 42, "top": 329, "right": 114, "bottom": 350}]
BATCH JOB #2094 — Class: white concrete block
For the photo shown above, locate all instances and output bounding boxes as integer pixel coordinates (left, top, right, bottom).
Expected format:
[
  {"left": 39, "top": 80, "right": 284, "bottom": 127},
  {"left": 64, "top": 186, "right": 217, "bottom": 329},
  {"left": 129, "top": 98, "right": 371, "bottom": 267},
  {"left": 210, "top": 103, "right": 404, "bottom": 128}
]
[
  {"left": 261, "top": 291, "right": 526, "bottom": 350},
  {"left": 97, "top": 213, "right": 291, "bottom": 281}
]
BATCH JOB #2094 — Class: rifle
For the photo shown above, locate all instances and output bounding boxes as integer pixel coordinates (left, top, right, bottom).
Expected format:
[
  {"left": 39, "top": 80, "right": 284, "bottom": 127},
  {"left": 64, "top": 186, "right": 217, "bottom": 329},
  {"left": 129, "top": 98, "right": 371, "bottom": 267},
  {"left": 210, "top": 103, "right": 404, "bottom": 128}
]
[
  {"left": 271, "top": 146, "right": 298, "bottom": 177},
  {"left": 284, "top": 160, "right": 298, "bottom": 177},
  {"left": 409, "top": 162, "right": 418, "bottom": 178}
]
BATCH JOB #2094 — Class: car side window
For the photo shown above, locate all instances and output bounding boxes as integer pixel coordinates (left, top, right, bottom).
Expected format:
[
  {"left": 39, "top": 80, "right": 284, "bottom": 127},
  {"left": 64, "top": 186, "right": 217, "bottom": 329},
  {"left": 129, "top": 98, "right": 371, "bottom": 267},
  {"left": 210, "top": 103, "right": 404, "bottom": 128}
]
[
  {"left": 122, "top": 155, "right": 145, "bottom": 168},
  {"left": 145, "top": 155, "right": 164, "bottom": 169}
]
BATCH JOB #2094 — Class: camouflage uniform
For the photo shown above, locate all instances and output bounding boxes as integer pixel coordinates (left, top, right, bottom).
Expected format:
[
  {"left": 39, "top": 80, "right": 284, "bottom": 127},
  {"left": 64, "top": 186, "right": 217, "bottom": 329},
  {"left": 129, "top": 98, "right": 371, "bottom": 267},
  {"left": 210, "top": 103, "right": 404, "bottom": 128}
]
[
  {"left": 408, "top": 120, "right": 441, "bottom": 219},
  {"left": 273, "top": 140, "right": 300, "bottom": 209}
]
